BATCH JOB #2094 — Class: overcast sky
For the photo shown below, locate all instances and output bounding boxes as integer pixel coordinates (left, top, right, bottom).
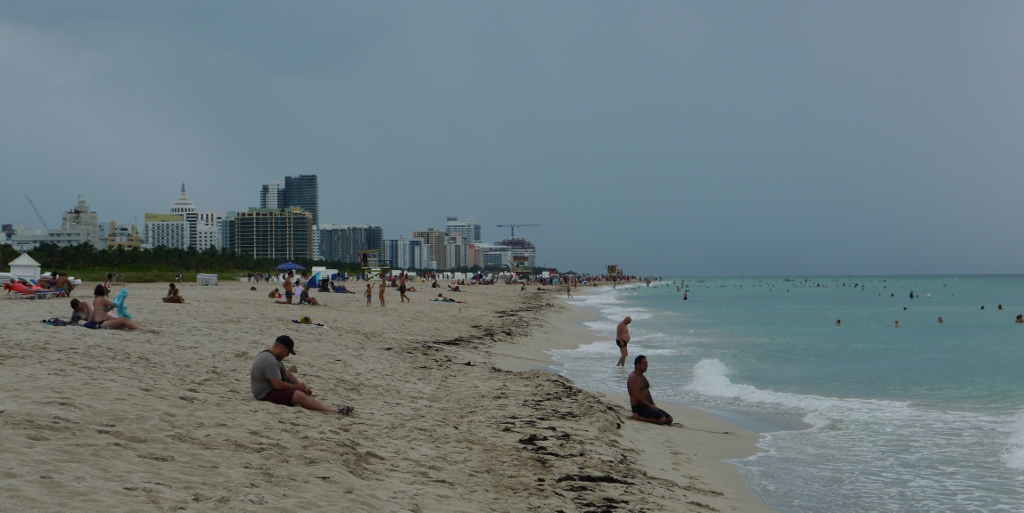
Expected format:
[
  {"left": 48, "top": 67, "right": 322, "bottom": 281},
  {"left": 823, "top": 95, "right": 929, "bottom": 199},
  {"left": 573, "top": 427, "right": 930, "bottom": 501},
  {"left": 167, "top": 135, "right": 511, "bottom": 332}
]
[{"left": 3, "top": 2, "right": 1023, "bottom": 276}]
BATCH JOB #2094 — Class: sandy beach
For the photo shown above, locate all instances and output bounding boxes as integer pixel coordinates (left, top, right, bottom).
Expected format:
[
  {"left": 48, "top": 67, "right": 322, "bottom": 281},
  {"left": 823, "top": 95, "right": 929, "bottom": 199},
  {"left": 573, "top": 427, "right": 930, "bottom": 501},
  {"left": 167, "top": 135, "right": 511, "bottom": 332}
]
[{"left": 0, "top": 278, "right": 772, "bottom": 512}]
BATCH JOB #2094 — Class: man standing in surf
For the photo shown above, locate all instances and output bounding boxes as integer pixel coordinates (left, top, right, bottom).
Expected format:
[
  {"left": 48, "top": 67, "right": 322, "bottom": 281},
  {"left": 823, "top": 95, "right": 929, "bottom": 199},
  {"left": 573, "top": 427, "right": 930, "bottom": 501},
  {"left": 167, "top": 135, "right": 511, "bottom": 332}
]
[
  {"left": 627, "top": 355, "right": 673, "bottom": 425},
  {"left": 615, "top": 316, "right": 631, "bottom": 367}
]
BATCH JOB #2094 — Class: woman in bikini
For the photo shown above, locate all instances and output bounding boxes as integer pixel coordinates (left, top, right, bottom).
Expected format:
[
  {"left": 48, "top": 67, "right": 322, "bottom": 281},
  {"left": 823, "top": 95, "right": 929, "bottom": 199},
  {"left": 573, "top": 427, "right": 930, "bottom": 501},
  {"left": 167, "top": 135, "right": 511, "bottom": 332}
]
[
  {"left": 163, "top": 283, "right": 185, "bottom": 303},
  {"left": 91, "top": 284, "right": 140, "bottom": 330}
]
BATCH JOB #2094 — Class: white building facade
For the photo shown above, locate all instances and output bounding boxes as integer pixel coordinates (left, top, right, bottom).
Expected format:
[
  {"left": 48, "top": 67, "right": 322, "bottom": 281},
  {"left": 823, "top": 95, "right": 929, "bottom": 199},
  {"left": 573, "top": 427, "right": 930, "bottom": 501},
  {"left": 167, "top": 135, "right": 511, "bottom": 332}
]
[
  {"left": 161, "top": 184, "right": 222, "bottom": 251},
  {"left": 445, "top": 216, "right": 481, "bottom": 244},
  {"left": 143, "top": 214, "right": 189, "bottom": 249}
]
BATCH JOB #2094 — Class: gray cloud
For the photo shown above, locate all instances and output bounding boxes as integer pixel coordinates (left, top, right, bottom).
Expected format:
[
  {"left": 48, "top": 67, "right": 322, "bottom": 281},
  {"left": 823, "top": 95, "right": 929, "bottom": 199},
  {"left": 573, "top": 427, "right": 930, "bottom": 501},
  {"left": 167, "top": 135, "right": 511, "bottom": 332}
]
[{"left": 3, "top": 2, "right": 1024, "bottom": 275}]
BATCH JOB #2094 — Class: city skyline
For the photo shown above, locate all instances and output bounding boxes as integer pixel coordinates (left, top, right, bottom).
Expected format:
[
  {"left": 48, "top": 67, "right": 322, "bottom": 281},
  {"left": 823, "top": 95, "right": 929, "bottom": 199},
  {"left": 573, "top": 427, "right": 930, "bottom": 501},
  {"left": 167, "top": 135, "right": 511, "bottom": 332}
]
[{"left": 2, "top": 182, "right": 538, "bottom": 271}]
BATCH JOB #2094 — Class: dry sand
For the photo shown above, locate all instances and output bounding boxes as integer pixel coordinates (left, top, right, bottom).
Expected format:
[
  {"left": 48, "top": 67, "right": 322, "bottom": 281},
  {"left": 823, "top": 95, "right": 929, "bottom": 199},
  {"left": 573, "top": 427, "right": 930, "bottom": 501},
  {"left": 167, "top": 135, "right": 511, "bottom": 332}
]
[{"left": 0, "top": 278, "right": 773, "bottom": 512}]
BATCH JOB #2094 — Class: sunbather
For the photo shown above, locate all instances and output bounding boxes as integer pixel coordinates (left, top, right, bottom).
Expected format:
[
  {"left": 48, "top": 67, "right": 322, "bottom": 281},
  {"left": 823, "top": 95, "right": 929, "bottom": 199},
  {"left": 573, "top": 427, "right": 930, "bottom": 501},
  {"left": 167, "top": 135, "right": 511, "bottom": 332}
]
[
  {"left": 162, "top": 283, "right": 185, "bottom": 303},
  {"left": 91, "top": 284, "right": 140, "bottom": 330},
  {"left": 69, "top": 298, "right": 92, "bottom": 324},
  {"left": 53, "top": 273, "right": 73, "bottom": 294},
  {"left": 299, "top": 288, "right": 320, "bottom": 306}
]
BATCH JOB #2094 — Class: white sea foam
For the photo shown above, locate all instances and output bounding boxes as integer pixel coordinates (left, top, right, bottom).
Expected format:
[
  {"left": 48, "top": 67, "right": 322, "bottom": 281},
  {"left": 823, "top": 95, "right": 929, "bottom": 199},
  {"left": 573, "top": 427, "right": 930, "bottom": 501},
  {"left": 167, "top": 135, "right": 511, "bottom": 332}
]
[
  {"left": 686, "top": 358, "right": 907, "bottom": 418},
  {"left": 1001, "top": 412, "right": 1024, "bottom": 470}
]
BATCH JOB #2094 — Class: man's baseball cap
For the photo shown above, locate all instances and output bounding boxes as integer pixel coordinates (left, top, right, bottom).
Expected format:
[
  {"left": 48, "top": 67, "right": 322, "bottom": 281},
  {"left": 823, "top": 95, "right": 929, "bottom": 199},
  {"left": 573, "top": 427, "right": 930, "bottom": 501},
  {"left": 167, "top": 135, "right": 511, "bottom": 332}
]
[{"left": 276, "top": 335, "right": 297, "bottom": 355}]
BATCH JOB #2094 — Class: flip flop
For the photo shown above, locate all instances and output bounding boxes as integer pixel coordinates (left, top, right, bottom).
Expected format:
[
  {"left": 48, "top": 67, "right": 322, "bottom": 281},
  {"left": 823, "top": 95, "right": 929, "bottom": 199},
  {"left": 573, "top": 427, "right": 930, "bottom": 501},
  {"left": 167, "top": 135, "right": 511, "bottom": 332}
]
[{"left": 337, "top": 406, "right": 354, "bottom": 415}]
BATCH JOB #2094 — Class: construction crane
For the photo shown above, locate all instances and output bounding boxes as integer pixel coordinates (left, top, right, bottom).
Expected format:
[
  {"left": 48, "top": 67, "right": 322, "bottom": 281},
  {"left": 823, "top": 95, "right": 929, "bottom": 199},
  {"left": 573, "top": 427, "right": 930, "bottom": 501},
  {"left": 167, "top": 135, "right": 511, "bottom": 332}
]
[
  {"left": 496, "top": 223, "right": 540, "bottom": 238},
  {"left": 25, "top": 194, "right": 51, "bottom": 231}
]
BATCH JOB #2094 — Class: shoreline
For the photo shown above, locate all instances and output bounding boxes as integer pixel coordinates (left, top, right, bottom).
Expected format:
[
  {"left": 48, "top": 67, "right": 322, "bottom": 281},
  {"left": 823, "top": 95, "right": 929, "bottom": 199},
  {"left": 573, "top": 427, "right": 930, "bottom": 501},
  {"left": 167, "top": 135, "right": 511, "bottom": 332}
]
[
  {"left": 0, "top": 279, "right": 772, "bottom": 512},
  {"left": 490, "top": 285, "right": 775, "bottom": 513}
]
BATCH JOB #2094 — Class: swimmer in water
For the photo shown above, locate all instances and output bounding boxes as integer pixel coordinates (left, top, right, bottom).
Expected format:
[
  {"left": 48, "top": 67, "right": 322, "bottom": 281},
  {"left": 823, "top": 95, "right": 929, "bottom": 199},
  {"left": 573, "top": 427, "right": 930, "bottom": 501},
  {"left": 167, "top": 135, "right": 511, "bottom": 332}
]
[{"left": 894, "top": 320, "right": 900, "bottom": 328}]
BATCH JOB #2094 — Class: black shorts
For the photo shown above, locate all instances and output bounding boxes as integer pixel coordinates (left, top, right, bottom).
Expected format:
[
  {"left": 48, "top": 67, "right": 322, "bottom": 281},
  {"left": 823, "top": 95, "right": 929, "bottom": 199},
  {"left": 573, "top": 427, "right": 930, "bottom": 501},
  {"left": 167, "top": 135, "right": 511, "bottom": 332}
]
[
  {"left": 399, "top": 285, "right": 406, "bottom": 293},
  {"left": 631, "top": 404, "right": 670, "bottom": 420},
  {"left": 615, "top": 339, "right": 628, "bottom": 348}
]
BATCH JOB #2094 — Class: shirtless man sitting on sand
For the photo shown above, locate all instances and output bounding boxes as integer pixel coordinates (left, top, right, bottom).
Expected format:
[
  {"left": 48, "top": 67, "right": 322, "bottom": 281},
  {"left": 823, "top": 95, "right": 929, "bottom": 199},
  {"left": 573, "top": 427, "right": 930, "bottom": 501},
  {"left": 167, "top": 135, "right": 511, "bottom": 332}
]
[{"left": 627, "top": 355, "right": 673, "bottom": 425}]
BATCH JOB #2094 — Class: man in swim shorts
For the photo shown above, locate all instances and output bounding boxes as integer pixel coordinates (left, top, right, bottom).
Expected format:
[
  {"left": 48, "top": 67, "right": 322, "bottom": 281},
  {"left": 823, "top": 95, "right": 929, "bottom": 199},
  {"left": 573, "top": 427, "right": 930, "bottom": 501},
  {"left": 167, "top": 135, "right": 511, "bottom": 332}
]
[
  {"left": 250, "top": 335, "right": 353, "bottom": 415},
  {"left": 275, "top": 271, "right": 295, "bottom": 304},
  {"left": 399, "top": 273, "right": 410, "bottom": 303},
  {"left": 627, "top": 355, "right": 673, "bottom": 425},
  {"left": 615, "top": 316, "right": 632, "bottom": 367}
]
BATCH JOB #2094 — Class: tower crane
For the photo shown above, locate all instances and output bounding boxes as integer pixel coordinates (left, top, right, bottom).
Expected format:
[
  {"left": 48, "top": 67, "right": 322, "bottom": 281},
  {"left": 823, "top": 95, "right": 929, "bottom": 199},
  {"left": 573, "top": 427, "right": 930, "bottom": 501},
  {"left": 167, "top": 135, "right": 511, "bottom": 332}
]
[
  {"left": 25, "top": 194, "right": 51, "bottom": 231},
  {"left": 496, "top": 223, "right": 540, "bottom": 238}
]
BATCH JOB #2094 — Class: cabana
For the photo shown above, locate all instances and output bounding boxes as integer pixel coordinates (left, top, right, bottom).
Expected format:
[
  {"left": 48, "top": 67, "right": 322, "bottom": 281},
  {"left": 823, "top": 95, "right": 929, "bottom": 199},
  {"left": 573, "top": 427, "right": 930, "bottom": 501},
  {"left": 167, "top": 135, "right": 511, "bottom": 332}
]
[
  {"left": 7, "top": 253, "right": 41, "bottom": 281},
  {"left": 196, "top": 273, "right": 218, "bottom": 286}
]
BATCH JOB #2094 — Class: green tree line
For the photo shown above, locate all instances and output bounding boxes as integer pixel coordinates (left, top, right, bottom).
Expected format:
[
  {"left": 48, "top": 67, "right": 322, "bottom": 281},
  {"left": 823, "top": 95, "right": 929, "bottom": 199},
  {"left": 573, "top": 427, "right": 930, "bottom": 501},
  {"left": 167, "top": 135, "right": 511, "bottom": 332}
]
[{"left": 1, "top": 243, "right": 365, "bottom": 282}]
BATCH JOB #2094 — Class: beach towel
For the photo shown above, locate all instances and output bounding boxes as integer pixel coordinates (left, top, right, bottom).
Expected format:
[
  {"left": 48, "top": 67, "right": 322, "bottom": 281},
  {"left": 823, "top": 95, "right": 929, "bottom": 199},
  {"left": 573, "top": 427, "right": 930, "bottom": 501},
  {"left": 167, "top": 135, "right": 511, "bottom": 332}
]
[{"left": 114, "top": 288, "right": 132, "bottom": 319}]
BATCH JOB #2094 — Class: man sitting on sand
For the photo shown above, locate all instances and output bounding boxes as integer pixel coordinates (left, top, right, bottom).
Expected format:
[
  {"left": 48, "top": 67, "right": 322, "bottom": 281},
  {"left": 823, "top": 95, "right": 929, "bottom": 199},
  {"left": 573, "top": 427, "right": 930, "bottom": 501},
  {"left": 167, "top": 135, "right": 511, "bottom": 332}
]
[
  {"left": 250, "top": 335, "right": 354, "bottom": 415},
  {"left": 627, "top": 355, "right": 673, "bottom": 425}
]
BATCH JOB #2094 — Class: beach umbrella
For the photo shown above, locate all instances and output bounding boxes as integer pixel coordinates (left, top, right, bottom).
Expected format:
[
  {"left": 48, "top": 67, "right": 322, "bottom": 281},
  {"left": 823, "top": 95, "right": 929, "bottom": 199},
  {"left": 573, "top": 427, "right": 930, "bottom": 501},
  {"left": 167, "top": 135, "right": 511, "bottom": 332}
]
[{"left": 275, "top": 262, "right": 306, "bottom": 271}]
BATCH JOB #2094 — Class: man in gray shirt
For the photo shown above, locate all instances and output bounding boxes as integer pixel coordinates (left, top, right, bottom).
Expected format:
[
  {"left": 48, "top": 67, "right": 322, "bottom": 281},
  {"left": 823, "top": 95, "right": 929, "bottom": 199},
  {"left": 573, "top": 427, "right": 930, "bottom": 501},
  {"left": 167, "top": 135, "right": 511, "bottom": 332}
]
[{"left": 250, "top": 335, "right": 354, "bottom": 415}]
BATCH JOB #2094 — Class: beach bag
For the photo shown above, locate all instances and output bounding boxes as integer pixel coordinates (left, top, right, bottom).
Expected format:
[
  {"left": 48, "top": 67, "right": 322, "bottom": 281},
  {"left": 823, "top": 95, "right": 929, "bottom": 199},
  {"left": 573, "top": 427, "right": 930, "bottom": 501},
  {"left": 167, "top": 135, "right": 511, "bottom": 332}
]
[{"left": 83, "top": 321, "right": 100, "bottom": 329}]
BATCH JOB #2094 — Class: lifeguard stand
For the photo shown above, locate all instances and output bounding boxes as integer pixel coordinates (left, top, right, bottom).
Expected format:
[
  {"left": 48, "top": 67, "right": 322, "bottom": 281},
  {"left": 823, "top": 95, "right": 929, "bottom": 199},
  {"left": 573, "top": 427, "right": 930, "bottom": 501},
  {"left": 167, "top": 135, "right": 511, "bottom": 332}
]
[
  {"left": 607, "top": 264, "right": 621, "bottom": 286},
  {"left": 359, "top": 249, "right": 390, "bottom": 281},
  {"left": 512, "top": 256, "right": 531, "bottom": 278}
]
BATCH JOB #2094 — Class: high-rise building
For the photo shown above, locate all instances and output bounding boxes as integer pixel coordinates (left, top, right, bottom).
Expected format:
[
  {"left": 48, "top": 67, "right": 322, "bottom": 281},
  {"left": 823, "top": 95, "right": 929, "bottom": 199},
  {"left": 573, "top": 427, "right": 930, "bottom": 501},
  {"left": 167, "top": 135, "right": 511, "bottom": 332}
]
[
  {"left": 234, "top": 207, "right": 313, "bottom": 260},
  {"left": 164, "top": 184, "right": 221, "bottom": 250},
  {"left": 445, "top": 233, "right": 465, "bottom": 269},
  {"left": 384, "top": 236, "right": 426, "bottom": 269},
  {"left": 144, "top": 214, "right": 188, "bottom": 249},
  {"left": 445, "top": 216, "right": 482, "bottom": 244},
  {"left": 220, "top": 213, "right": 236, "bottom": 254},
  {"left": 260, "top": 181, "right": 284, "bottom": 209},
  {"left": 319, "top": 224, "right": 383, "bottom": 264},
  {"left": 283, "top": 175, "right": 319, "bottom": 226},
  {"left": 413, "top": 228, "right": 448, "bottom": 269}
]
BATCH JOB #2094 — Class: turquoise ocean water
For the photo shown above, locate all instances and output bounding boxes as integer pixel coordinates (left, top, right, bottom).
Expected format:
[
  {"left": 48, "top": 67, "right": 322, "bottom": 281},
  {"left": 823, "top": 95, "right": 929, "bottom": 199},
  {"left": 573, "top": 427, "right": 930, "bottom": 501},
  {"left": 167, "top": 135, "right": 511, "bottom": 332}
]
[{"left": 551, "top": 276, "right": 1024, "bottom": 512}]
